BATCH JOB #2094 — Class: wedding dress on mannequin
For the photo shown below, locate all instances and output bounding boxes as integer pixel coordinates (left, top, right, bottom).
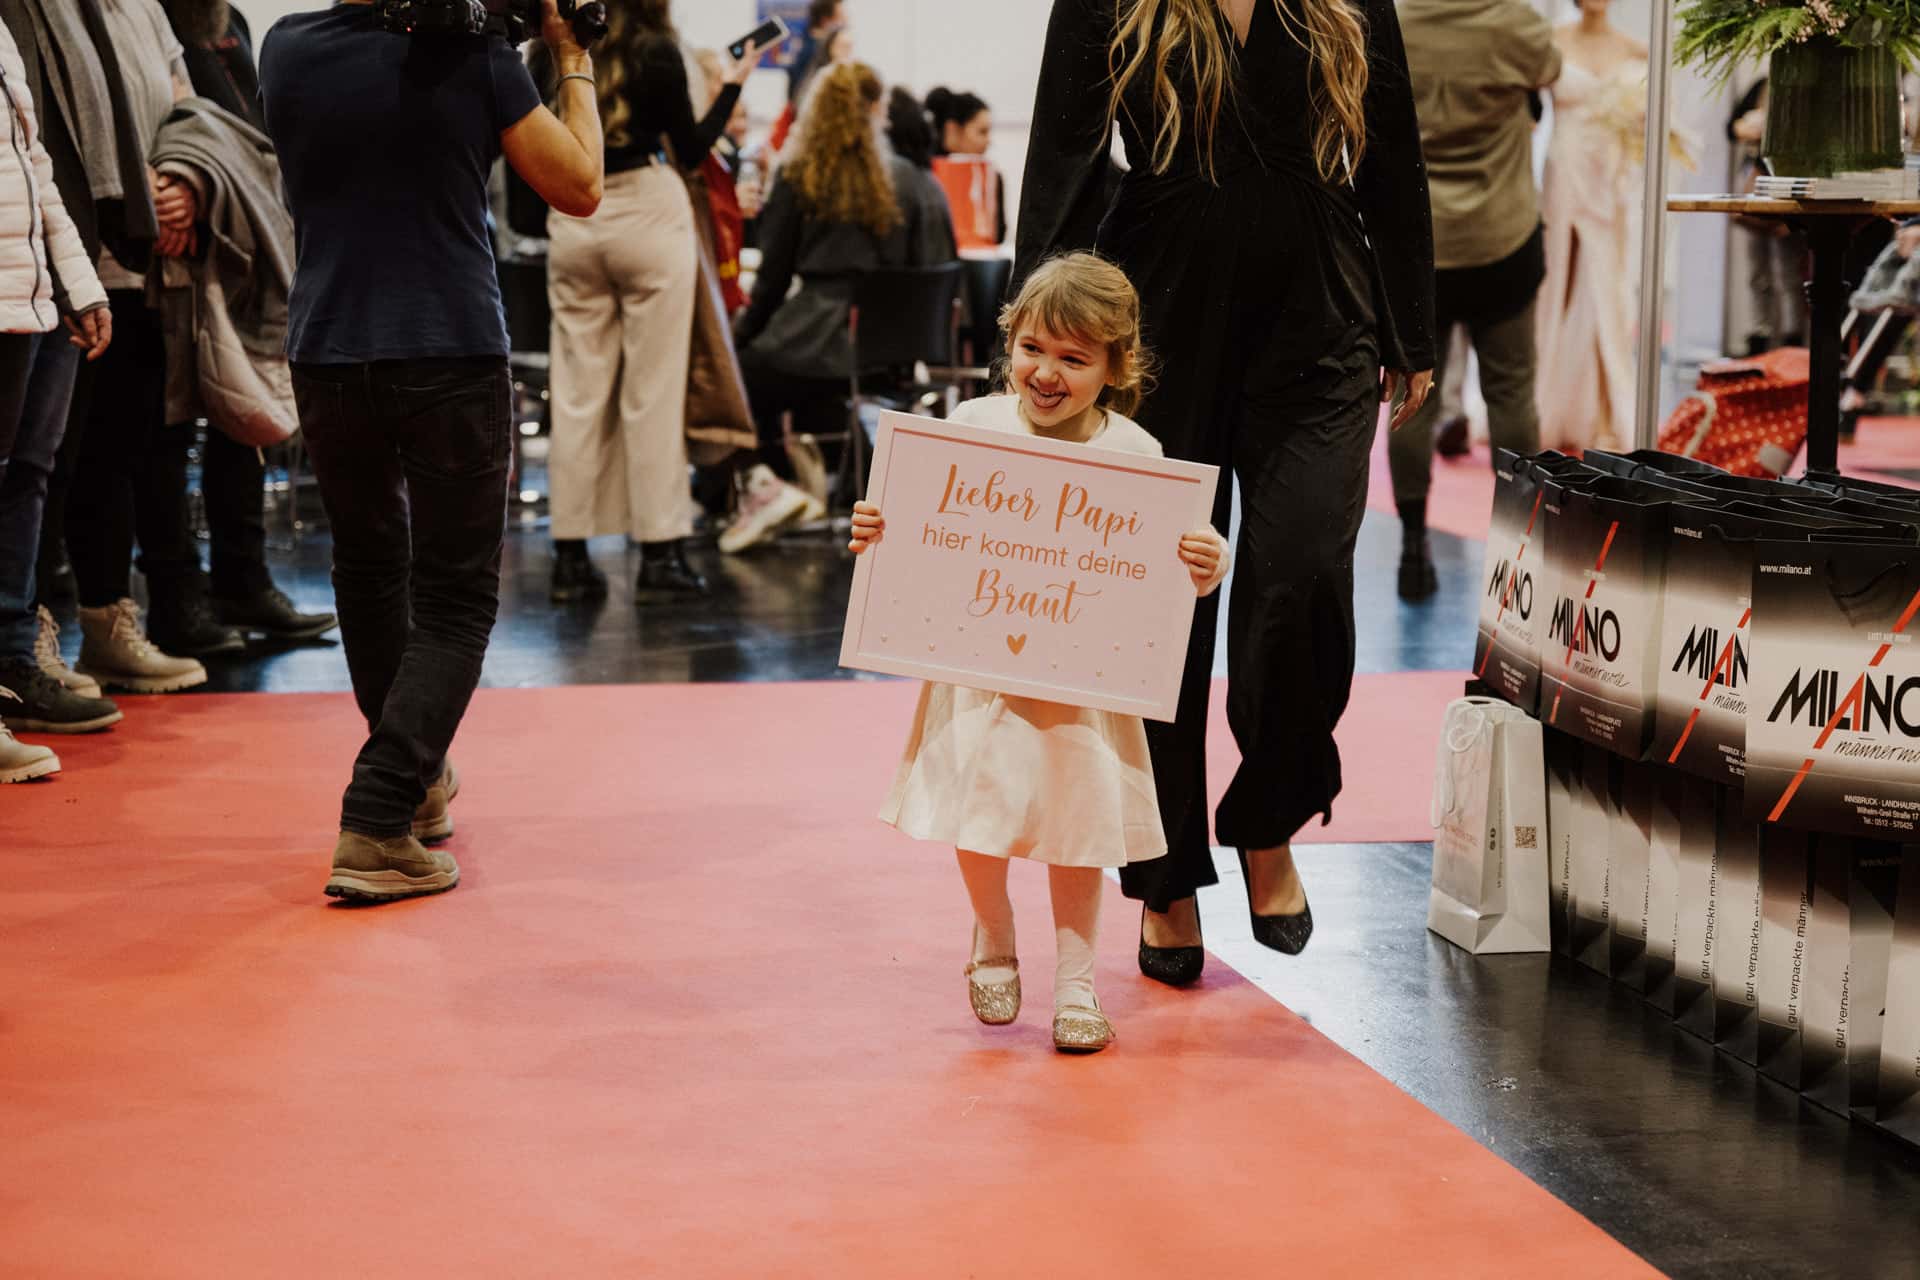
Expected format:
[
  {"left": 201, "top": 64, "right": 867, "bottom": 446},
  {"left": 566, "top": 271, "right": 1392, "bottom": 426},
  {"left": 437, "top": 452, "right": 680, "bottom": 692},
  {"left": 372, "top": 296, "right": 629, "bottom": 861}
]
[{"left": 1536, "top": 35, "right": 1648, "bottom": 452}]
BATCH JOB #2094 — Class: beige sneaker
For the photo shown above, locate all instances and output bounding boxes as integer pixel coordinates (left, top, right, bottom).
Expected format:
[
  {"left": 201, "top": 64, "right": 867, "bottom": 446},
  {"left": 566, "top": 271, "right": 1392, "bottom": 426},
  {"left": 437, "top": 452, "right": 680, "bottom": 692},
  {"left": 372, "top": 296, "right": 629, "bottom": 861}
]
[
  {"left": 0, "top": 692, "right": 59, "bottom": 783},
  {"left": 76, "top": 598, "right": 207, "bottom": 694},
  {"left": 324, "top": 831, "right": 460, "bottom": 902},
  {"left": 411, "top": 761, "right": 460, "bottom": 844},
  {"left": 36, "top": 606, "right": 102, "bottom": 698},
  {"left": 718, "top": 463, "right": 825, "bottom": 554}
]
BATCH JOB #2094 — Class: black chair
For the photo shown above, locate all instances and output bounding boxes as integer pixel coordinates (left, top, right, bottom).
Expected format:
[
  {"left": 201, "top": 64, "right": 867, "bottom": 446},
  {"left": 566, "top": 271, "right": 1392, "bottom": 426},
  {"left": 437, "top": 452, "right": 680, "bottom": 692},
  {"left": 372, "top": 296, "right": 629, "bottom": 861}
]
[
  {"left": 958, "top": 254, "right": 1014, "bottom": 380},
  {"left": 843, "top": 262, "right": 966, "bottom": 500}
]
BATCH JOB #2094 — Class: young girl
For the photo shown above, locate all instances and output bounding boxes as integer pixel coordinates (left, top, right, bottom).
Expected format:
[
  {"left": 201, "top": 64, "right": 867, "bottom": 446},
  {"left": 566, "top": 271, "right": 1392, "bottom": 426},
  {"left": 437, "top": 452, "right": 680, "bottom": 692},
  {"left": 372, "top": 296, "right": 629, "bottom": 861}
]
[{"left": 849, "top": 253, "right": 1229, "bottom": 1053}]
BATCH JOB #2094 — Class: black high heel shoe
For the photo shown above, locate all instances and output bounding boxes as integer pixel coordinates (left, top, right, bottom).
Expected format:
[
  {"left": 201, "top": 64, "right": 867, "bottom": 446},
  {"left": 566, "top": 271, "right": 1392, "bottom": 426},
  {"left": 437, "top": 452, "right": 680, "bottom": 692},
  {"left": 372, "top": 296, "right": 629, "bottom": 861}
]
[
  {"left": 1238, "top": 849, "right": 1314, "bottom": 955},
  {"left": 1137, "top": 901, "right": 1204, "bottom": 986}
]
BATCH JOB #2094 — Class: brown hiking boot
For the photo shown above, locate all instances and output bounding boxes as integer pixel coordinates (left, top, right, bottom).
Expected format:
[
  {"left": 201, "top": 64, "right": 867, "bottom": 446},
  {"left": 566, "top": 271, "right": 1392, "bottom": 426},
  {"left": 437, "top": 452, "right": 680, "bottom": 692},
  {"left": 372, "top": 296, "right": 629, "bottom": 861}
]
[
  {"left": 324, "top": 831, "right": 459, "bottom": 902},
  {"left": 76, "top": 598, "right": 207, "bottom": 694},
  {"left": 411, "top": 761, "right": 460, "bottom": 845}
]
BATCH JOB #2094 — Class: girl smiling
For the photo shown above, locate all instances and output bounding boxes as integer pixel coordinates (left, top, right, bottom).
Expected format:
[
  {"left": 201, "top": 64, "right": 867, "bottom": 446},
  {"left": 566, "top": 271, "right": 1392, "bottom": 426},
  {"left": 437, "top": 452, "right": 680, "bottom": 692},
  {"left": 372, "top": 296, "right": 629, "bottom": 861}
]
[{"left": 851, "top": 253, "right": 1229, "bottom": 1053}]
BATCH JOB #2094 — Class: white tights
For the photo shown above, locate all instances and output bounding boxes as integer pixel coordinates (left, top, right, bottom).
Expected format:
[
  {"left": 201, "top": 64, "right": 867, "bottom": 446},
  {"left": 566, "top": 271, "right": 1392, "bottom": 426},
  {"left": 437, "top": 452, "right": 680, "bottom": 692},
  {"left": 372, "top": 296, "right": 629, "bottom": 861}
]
[{"left": 955, "top": 850, "right": 1102, "bottom": 1011}]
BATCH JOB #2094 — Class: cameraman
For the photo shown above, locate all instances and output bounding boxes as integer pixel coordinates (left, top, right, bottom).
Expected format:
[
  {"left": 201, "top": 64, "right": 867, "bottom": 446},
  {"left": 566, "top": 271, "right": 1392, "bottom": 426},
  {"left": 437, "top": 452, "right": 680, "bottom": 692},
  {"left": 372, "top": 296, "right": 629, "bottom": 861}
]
[{"left": 259, "top": 0, "right": 603, "bottom": 903}]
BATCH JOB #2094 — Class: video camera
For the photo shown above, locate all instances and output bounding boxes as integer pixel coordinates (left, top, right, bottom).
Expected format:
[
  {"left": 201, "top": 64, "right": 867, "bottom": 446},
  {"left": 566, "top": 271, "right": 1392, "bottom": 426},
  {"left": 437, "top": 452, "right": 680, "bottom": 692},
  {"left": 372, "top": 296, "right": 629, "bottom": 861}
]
[{"left": 375, "top": 0, "right": 607, "bottom": 46}]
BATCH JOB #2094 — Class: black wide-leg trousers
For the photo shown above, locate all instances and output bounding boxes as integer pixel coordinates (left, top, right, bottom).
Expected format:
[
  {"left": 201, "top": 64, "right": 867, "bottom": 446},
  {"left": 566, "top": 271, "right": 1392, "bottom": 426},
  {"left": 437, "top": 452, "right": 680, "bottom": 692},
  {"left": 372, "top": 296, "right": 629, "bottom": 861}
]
[
  {"left": 1121, "top": 334, "right": 1379, "bottom": 911},
  {"left": 1103, "top": 175, "right": 1383, "bottom": 912}
]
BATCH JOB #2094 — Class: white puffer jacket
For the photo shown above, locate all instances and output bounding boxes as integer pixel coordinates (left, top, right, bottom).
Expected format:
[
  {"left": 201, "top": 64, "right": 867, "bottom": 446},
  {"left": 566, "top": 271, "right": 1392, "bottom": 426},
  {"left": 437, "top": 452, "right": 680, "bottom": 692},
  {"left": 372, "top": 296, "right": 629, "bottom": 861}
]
[{"left": 0, "top": 22, "right": 105, "bottom": 334}]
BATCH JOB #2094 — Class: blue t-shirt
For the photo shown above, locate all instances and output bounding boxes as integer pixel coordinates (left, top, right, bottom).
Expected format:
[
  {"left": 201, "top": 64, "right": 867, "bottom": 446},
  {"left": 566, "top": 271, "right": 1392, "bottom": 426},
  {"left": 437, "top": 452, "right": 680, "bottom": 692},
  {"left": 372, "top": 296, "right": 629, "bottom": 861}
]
[{"left": 259, "top": 4, "right": 541, "bottom": 364}]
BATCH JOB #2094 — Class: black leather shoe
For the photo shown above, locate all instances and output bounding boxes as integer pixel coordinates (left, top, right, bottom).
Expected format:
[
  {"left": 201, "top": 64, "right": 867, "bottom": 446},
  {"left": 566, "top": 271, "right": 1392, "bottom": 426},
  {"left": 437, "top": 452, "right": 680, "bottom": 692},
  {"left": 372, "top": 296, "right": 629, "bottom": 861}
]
[
  {"left": 550, "top": 544, "right": 608, "bottom": 603},
  {"left": 1398, "top": 543, "right": 1438, "bottom": 602},
  {"left": 1434, "top": 413, "right": 1470, "bottom": 458},
  {"left": 147, "top": 590, "right": 246, "bottom": 657},
  {"left": 636, "top": 540, "right": 710, "bottom": 604},
  {"left": 1238, "top": 849, "right": 1314, "bottom": 956},
  {"left": 1137, "top": 901, "right": 1204, "bottom": 986},
  {"left": 214, "top": 587, "right": 338, "bottom": 641}
]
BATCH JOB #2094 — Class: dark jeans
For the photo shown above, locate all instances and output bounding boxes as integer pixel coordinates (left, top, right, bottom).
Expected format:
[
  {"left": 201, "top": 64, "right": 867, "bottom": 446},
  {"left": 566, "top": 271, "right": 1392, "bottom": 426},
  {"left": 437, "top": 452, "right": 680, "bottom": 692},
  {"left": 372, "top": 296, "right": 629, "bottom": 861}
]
[
  {"left": 65, "top": 291, "right": 181, "bottom": 608},
  {"left": 0, "top": 333, "right": 80, "bottom": 659},
  {"left": 739, "top": 349, "right": 846, "bottom": 480},
  {"left": 139, "top": 423, "right": 273, "bottom": 600},
  {"left": 35, "top": 356, "right": 92, "bottom": 596},
  {"left": 292, "top": 357, "right": 512, "bottom": 838},
  {"left": 0, "top": 333, "right": 32, "bottom": 462}
]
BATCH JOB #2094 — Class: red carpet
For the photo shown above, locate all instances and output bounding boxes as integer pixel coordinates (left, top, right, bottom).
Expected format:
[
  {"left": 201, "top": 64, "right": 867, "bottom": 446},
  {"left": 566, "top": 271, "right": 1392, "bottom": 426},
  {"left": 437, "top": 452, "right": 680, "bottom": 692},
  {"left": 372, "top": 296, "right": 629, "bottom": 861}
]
[
  {"left": 1208, "top": 669, "right": 1458, "bottom": 844},
  {"left": 2, "top": 681, "right": 1645, "bottom": 1276},
  {"left": 1367, "top": 426, "right": 1495, "bottom": 541}
]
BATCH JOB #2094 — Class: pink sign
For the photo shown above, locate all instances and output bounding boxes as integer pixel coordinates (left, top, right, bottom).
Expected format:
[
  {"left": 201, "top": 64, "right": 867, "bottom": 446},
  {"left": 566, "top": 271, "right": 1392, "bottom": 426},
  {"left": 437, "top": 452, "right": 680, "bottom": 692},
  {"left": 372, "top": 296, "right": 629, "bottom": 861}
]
[{"left": 840, "top": 411, "right": 1220, "bottom": 722}]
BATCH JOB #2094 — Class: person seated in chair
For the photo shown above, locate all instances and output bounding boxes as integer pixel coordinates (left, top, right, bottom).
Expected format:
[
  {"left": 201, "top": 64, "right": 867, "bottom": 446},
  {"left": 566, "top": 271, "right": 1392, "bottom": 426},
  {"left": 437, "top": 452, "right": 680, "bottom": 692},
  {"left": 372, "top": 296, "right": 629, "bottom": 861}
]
[{"left": 723, "top": 61, "right": 954, "bottom": 555}]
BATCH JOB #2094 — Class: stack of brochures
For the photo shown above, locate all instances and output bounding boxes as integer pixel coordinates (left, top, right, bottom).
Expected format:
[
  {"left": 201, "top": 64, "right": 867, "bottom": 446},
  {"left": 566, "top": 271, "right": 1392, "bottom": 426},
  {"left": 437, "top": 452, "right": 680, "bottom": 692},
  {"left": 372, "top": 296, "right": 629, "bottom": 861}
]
[{"left": 1753, "top": 165, "right": 1920, "bottom": 200}]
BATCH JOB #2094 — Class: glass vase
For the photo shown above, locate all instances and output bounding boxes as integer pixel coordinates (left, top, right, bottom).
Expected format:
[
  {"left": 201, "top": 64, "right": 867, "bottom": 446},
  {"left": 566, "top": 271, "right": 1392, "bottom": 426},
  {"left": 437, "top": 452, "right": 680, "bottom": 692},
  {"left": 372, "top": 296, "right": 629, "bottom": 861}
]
[{"left": 1763, "top": 40, "right": 1902, "bottom": 178}]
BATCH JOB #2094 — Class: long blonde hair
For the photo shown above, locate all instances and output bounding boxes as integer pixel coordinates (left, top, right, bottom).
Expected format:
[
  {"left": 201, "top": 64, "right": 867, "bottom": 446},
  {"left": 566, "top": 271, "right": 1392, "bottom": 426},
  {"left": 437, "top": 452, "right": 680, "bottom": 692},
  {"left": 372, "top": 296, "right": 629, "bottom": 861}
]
[
  {"left": 999, "top": 253, "right": 1156, "bottom": 418},
  {"left": 595, "top": 0, "right": 676, "bottom": 152},
  {"left": 785, "top": 63, "right": 900, "bottom": 238},
  {"left": 1106, "top": 0, "right": 1369, "bottom": 183}
]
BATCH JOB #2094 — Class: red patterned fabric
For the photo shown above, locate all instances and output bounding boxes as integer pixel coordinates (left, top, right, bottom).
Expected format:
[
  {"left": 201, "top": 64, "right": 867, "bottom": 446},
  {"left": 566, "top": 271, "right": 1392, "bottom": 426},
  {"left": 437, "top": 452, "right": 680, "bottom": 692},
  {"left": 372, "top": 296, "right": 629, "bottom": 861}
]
[
  {"left": 1656, "top": 347, "right": 1809, "bottom": 478},
  {"left": 700, "top": 153, "right": 748, "bottom": 315}
]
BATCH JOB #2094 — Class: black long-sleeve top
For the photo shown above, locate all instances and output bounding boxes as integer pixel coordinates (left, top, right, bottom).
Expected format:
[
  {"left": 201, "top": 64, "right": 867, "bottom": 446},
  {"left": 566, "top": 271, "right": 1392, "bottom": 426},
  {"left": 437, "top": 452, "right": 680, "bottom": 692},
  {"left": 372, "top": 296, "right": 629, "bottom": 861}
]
[
  {"left": 1014, "top": 0, "right": 1436, "bottom": 372},
  {"left": 605, "top": 34, "right": 739, "bottom": 173}
]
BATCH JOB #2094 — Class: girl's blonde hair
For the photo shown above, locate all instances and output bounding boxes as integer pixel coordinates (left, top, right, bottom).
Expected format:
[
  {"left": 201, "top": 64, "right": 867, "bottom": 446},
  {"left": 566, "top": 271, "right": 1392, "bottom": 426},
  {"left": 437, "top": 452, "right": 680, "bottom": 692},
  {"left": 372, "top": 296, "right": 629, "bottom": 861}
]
[
  {"left": 1106, "top": 0, "right": 1370, "bottom": 184},
  {"left": 999, "top": 253, "right": 1156, "bottom": 418},
  {"left": 786, "top": 63, "right": 901, "bottom": 239}
]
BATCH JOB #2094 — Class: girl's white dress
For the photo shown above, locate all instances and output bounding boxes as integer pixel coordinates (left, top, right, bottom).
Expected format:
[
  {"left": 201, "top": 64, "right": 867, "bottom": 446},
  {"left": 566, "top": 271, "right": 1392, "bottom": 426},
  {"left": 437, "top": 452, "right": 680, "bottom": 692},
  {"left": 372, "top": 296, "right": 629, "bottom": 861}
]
[{"left": 878, "top": 395, "right": 1172, "bottom": 869}]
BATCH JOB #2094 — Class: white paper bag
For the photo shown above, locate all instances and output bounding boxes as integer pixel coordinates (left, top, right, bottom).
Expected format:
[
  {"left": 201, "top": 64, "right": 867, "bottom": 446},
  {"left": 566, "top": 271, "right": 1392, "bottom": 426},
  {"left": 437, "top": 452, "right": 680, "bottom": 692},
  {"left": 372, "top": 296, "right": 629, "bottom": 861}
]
[{"left": 1428, "top": 698, "right": 1552, "bottom": 954}]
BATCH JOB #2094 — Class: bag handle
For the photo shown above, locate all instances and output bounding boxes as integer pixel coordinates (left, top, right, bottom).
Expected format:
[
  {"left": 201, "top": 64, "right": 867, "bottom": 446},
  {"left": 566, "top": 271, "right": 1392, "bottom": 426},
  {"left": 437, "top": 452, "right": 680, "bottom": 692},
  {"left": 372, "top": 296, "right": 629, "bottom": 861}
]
[
  {"left": 1432, "top": 698, "right": 1498, "bottom": 828},
  {"left": 1677, "top": 390, "right": 1717, "bottom": 458}
]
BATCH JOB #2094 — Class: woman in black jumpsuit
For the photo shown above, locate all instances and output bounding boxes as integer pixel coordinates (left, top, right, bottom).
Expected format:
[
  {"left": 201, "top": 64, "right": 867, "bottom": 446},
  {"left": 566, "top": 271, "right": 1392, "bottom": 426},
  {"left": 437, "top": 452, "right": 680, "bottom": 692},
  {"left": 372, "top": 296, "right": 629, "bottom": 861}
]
[{"left": 1015, "top": 0, "right": 1435, "bottom": 974}]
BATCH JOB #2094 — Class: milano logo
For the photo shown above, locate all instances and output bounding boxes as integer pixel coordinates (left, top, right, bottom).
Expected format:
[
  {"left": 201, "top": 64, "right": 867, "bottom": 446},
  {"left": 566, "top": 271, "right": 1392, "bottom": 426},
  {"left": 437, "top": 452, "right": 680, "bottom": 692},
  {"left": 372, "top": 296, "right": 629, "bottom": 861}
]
[
  {"left": 1766, "top": 669, "right": 1920, "bottom": 737},
  {"left": 1769, "top": 577, "right": 1920, "bottom": 824},
  {"left": 1672, "top": 626, "right": 1747, "bottom": 689},
  {"left": 1484, "top": 561, "right": 1534, "bottom": 620},
  {"left": 1548, "top": 597, "right": 1623, "bottom": 662}
]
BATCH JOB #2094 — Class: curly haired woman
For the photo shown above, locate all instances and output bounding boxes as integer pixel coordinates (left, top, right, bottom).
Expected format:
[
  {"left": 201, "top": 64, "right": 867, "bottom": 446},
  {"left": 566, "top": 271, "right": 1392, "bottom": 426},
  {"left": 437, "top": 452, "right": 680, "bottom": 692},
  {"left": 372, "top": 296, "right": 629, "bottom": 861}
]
[
  {"left": 722, "top": 62, "right": 956, "bottom": 554},
  {"left": 544, "top": 0, "right": 756, "bottom": 605},
  {"left": 1018, "top": 0, "right": 1435, "bottom": 980}
]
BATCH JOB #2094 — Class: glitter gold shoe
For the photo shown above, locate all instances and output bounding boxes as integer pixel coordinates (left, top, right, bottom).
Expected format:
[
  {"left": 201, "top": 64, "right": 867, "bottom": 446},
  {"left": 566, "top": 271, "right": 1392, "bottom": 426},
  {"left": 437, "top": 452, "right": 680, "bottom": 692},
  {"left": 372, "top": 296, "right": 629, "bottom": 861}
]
[
  {"left": 966, "top": 955, "right": 1021, "bottom": 1025},
  {"left": 1052, "top": 1001, "right": 1114, "bottom": 1053}
]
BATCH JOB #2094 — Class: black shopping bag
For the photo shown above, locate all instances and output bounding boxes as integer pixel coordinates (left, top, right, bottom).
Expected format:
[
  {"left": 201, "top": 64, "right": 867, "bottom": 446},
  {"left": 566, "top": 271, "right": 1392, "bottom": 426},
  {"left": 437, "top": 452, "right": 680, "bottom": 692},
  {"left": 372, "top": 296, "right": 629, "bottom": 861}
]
[
  {"left": 1746, "top": 540, "right": 1920, "bottom": 839},
  {"left": 1537, "top": 475, "right": 1711, "bottom": 760},
  {"left": 1472, "top": 452, "right": 1597, "bottom": 714}
]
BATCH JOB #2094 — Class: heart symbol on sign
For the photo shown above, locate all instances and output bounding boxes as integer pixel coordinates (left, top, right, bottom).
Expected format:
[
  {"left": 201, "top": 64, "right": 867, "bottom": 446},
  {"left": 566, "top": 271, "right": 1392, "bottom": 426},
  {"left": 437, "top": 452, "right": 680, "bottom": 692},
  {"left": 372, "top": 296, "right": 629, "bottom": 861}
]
[{"left": 1006, "top": 634, "right": 1028, "bottom": 656}]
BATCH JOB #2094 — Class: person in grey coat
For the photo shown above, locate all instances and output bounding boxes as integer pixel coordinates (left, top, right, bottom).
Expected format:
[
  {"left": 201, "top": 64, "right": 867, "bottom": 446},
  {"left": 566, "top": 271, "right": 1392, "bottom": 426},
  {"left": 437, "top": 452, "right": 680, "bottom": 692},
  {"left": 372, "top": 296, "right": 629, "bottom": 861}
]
[{"left": 722, "top": 60, "right": 955, "bottom": 554}]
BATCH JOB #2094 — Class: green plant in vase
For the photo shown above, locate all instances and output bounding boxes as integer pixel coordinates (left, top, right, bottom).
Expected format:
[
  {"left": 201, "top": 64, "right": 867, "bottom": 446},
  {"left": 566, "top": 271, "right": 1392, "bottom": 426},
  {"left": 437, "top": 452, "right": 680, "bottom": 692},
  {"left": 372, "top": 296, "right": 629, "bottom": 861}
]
[{"left": 1676, "top": 0, "right": 1916, "bottom": 176}]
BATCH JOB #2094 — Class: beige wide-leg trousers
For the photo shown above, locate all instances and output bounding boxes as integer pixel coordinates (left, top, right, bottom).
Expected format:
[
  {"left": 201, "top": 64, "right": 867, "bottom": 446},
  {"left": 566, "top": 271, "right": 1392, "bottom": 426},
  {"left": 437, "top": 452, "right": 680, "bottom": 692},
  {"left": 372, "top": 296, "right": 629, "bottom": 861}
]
[{"left": 547, "top": 165, "right": 697, "bottom": 543}]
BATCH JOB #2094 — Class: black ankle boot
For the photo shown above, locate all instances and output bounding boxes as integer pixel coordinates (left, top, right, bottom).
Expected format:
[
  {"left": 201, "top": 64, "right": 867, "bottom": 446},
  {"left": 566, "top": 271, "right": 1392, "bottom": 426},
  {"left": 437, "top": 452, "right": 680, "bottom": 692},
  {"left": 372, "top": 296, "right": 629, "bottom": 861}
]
[
  {"left": 147, "top": 580, "right": 246, "bottom": 657},
  {"left": 1396, "top": 499, "right": 1438, "bottom": 603},
  {"left": 636, "top": 539, "right": 710, "bottom": 604},
  {"left": 550, "top": 540, "right": 608, "bottom": 604}
]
